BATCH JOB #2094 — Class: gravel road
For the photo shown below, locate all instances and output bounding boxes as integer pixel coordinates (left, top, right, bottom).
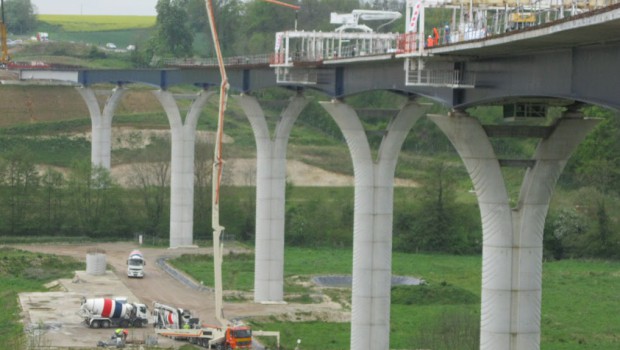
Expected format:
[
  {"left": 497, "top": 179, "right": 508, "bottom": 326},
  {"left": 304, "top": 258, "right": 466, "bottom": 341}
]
[{"left": 14, "top": 242, "right": 348, "bottom": 349}]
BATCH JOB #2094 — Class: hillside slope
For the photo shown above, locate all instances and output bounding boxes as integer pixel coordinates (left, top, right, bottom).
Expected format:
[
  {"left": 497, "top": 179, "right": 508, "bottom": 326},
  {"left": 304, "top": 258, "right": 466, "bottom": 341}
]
[{"left": 0, "top": 85, "right": 418, "bottom": 187}]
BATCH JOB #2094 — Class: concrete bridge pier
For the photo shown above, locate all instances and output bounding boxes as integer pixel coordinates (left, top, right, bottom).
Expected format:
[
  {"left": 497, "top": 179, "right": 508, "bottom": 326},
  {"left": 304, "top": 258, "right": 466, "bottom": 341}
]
[
  {"left": 153, "top": 90, "right": 214, "bottom": 248},
  {"left": 233, "top": 94, "right": 310, "bottom": 303},
  {"left": 429, "top": 110, "right": 598, "bottom": 350},
  {"left": 320, "top": 99, "right": 429, "bottom": 350},
  {"left": 77, "top": 86, "right": 126, "bottom": 169}
]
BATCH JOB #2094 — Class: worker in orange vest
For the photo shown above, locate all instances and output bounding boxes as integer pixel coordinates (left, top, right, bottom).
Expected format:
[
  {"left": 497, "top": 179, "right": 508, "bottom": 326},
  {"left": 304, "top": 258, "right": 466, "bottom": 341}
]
[
  {"left": 426, "top": 35, "right": 434, "bottom": 48},
  {"left": 433, "top": 27, "right": 440, "bottom": 46}
]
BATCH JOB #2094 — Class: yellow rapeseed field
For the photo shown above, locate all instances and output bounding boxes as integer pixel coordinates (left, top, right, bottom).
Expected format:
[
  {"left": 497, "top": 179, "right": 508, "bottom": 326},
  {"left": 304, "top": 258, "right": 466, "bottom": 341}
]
[{"left": 38, "top": 15, "right": 156, "bottom": 32}]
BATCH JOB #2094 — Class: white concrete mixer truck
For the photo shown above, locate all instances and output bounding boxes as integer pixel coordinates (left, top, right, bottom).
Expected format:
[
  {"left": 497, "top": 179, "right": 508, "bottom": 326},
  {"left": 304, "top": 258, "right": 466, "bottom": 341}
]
[
  {"left": 78, "top": 297, "right": 149, "bottom": 328},
  {"left": 127, "top": 249, "right": 146, "bottom": 278},
  {"left": 152, "top": 301, "right": 253, "bottom": 349}
]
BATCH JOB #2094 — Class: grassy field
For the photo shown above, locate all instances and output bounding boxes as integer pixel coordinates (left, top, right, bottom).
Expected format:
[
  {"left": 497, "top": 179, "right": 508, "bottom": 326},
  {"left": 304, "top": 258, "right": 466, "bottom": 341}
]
[
  {"left": 0, "top": 244, "right": 617, "bottom": 349},
  {"left": 20, "top": 15, "right": 158, "bottom": 57},
  {"left": 169, "top": 247, "right": 620, "bottom": 350},
  {"left": 38, "top": 15, "right": 156, "bottom": 32},
  {"left": 0, "top": 247, "right": 84, "bottom": 348}
]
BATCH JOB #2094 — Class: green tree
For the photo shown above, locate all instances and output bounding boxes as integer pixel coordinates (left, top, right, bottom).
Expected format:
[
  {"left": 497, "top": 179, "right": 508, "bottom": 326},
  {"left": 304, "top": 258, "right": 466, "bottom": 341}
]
[
  {"left": 128, "top": 149, "right": 170, "bottom": 237},
  {"left": 182, "top": 0, "right": 208, "bottom": 32},
  {"left": 40, "top": 168, "right": 66, "bottom": 234},
  {"left": 407, "top": 161, "right": 467, "bottom": 253},
  {"left": 4, "top": 0, "right": 36, "bottom": 35},
  {"left": 564, "top": 107, "right": 620, "bottom": 193},
  {"left": 193, "top": 140, "right": 212, "bottom": 239},
  {"left": 0, "top": 148, "right": 39, "bottom": 234},
  {"left": 238, "top": 0, "right": 298, "bottom": 54},
  {"left": 544, "top": 208, "right": 588, "bottom": 260},
  {"left": 211, "top": 0, "right": 244, "bottom": 56},
  {"left": 150, "top": 0, "right": 194, "bottom": 57},
  {"left": 66, "top": 161, "right": 129, "bottom": 236},
  {"left": 594, "top": 199, "right": 613, "bottom": 257},
  {"left": 297, "top": 0, "right": 359, "bottom": 31}
]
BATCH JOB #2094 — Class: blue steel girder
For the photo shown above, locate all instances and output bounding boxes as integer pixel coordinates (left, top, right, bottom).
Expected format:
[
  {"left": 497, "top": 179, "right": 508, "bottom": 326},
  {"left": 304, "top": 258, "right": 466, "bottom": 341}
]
[
  {"left": 61, "top": 39, "right": 620, "bottom": 109},
  {"left": 74, "top": 46, "right": 620, "bottom": 110},
  {"left": 70, "top": 40, "right": 620, "bottom": 109},
  {"left": 76, "top": 66, "right": 276, "bottom": 92},
  {"left": 455, "top": 42, "right": 620, "bottom": 110},
  {"left": 78, "top": 69, "right": 177, "bottom": 89}
]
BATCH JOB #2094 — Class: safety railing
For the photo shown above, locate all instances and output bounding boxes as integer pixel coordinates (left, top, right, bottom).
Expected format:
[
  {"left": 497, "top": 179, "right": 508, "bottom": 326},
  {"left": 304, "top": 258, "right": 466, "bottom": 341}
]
[
  {"left": 397, "top": 2, "right": 620, "bottom": 54},
  {"left": 160, "top": 54, "right": 272, "bottom": 68}
]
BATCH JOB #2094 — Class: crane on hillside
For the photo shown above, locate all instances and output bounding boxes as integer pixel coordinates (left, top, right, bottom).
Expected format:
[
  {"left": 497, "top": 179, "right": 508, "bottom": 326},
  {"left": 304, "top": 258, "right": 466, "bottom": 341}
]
[{"left": 1, "top": 0, "right": 10, "bottom": 66}]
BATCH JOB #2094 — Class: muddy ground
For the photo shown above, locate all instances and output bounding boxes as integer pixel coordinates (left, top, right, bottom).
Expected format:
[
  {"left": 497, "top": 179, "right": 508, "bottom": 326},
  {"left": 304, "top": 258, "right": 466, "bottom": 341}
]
[{"left": 14, "top": 242, "right": 349, "bottom": 349}]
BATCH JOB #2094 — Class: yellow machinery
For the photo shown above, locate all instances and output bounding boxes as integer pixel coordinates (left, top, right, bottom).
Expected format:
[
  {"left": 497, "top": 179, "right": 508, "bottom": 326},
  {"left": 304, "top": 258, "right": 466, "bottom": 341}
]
[{"left": 1, "top": 0, "right": 9, "bottom": 65}]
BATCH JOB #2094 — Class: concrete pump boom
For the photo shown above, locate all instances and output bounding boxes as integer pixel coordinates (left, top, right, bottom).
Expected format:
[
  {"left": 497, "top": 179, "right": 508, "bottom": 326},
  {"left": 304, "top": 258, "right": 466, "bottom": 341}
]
[
  {"left": 261, "top": 0, "right": 300, "bottom": 10},
  {"left": 205, "top": 0, "right": 229, "bottom": 327},
  {"left": 205, "top": 0, "right": 300, "bottom": 328}
]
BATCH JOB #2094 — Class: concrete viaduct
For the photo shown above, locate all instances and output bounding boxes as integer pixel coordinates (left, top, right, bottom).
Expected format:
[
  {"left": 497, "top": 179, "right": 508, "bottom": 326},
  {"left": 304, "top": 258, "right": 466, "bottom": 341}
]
[{"left": 15, "top": 5, "right": 620, "bottom": 350}]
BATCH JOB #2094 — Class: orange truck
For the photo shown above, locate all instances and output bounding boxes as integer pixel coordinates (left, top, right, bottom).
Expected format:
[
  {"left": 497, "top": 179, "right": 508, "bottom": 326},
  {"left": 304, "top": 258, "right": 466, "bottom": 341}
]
[{"left": 152, "top": 301, "right": 252, "bottom": 349}]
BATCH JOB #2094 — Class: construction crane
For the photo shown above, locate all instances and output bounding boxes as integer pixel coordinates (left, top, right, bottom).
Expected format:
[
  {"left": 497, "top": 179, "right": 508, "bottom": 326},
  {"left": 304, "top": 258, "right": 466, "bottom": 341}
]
[{"left": 1, "top": 0, "right": 9, "bottom": 66}]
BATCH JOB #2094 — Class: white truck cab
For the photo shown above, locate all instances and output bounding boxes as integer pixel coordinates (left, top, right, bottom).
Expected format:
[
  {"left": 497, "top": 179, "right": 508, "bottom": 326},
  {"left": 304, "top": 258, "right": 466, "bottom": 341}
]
[{"left": 127, "top": 250, "right": 145, "bottom": 278}]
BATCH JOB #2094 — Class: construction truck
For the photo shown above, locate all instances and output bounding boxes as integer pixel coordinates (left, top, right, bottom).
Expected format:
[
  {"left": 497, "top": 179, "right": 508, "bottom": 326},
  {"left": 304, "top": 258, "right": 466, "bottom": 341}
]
[
  {"left": 127, "top": 249, "right": 146, "bottom": 278},
  {"left": 78, "top": 297, "right": 149, "bottom": 328},
  {"left": 152, "top": 301, "right": 252, "bottom": 349}
]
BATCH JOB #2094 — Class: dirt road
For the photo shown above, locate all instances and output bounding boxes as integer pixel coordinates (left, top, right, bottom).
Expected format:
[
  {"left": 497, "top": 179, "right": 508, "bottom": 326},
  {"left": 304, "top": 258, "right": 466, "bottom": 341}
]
[{"left": 14, "top": 242, "right": 347, "bottom": 349}]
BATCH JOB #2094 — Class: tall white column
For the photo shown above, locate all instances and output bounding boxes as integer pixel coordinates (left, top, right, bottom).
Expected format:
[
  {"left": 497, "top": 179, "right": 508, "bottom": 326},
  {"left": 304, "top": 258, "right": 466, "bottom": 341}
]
[
  {"left": 234, "top": 94, "right": 309, "bottom": 302},
  {"left": 77, "top": 86, "right": 126, "bottom": 169},
  {"left": 321, "top": 99, "right": 428, "bottom": 350},
  {"left": 429, "top": 110, "right": 598, "bottom": 350},
  {"left": 153, "top": 90, "right": 214, "bottom": 248}
]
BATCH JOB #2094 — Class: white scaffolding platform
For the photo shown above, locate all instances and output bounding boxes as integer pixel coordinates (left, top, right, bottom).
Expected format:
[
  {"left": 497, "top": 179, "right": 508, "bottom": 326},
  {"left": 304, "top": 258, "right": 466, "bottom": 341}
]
[{"left": 271, "top": 30, "right": 401, "bottom": 67}]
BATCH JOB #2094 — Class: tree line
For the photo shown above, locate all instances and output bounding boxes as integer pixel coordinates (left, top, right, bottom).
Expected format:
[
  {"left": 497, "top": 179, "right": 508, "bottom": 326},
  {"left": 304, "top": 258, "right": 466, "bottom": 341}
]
[
  {"left": 1, "top": 1, "right": 618, "bottom": 259},
  {"left": 0, "top": 103, "right": 617, "bottom": 259},
  {"left": 139, "top": 0, "right": 406, "bottom": 63}
]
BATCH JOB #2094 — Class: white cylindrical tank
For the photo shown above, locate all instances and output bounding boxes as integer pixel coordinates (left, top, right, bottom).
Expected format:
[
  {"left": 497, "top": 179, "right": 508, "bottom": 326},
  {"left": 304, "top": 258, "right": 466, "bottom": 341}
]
[
  {"left": 81, "top": 298, "right": 132, "bottom": 319},
  {"left": 86, "top": 252, "right": 106, "bottom": 275}
]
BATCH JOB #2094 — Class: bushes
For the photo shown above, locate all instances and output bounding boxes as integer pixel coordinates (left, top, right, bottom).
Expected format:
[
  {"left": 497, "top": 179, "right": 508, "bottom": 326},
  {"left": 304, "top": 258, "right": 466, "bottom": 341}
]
[
  {"left": 545, "top": 191, "right": 620, "bottom": 260},
  {"left": 391, "top": 282, "right": 478, "bottom": 306}
]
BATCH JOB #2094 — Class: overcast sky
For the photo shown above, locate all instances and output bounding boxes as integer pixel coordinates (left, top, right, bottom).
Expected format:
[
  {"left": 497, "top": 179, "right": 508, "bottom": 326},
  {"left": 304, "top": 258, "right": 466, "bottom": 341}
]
[{"left": 31, "top": 0, "right": 158, "bottom": 16}]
